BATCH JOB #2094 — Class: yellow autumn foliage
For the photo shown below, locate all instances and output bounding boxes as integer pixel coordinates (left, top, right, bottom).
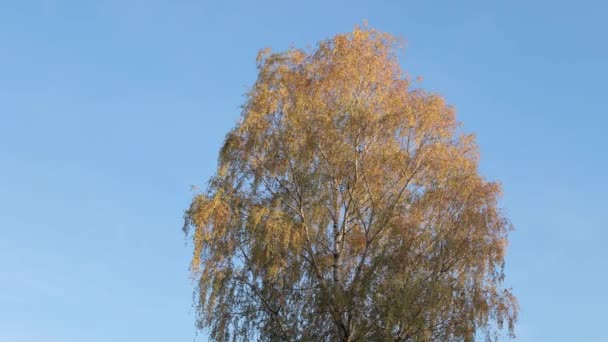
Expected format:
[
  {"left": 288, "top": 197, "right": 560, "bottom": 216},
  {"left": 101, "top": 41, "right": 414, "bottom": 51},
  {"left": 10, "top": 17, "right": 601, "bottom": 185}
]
[{"left": 184, "top": 24, "right": 517, "bottom": 341}]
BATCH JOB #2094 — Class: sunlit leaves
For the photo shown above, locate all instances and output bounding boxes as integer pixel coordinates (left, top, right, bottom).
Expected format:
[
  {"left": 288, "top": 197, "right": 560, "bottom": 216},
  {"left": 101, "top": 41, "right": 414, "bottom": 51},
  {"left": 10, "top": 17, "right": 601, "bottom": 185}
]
[{"left": 185, "top": 24, "right": 517, "bottom": 342}]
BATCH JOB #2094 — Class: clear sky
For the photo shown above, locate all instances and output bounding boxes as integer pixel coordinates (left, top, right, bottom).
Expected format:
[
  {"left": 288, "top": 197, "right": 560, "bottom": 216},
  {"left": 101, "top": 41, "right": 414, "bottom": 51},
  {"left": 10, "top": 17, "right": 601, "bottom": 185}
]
[{"left": 1, "top": 1, "right": 606, "bottom": 341}]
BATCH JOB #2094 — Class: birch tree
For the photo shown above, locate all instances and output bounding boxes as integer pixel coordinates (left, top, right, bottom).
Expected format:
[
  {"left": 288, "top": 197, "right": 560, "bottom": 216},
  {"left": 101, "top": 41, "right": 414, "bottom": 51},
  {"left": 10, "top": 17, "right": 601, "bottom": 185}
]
[{"left": 184, "top": 26, "right": 518, "bottom": 342}]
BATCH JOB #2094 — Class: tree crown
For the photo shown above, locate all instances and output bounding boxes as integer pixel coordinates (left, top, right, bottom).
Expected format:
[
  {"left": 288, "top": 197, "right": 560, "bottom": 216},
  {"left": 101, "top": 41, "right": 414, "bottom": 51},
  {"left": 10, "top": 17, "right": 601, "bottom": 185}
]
[{"left": 185, "top": 25, "right": 517, "bottom": 341}]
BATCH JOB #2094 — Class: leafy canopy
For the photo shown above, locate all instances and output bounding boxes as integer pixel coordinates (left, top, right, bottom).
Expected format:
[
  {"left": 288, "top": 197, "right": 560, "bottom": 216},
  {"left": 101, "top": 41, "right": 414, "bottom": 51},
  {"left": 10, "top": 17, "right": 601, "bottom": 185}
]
[{"left": 184, "top": 25, "right": 517, "bottom": 341}]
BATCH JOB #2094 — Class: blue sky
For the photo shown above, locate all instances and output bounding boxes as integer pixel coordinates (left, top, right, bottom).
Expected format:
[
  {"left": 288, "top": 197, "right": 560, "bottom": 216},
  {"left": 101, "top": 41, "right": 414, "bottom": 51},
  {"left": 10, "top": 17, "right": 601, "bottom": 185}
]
[{"left": 1, "top": 1, "right": 606, "bottom": 341}]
